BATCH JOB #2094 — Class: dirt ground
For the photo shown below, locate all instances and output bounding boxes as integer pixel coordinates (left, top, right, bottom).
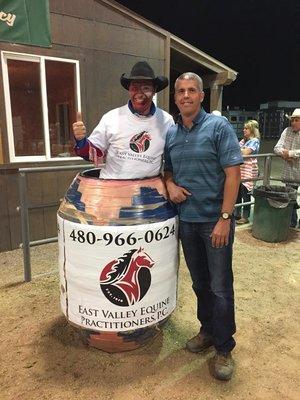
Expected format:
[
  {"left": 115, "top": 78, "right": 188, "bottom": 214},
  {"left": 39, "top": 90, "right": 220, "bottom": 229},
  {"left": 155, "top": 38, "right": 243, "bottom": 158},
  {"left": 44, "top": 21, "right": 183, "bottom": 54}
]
[{"left": 0, "top": 226, "right": 299, "bottom": 400}]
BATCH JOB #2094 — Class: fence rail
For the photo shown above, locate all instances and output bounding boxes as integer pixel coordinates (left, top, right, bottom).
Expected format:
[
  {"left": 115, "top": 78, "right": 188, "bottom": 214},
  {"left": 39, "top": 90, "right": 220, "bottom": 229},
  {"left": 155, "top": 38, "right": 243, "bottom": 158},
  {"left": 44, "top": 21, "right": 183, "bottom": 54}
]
[{"left": 18, "top": 164, "right": 94, "bottom": 282}]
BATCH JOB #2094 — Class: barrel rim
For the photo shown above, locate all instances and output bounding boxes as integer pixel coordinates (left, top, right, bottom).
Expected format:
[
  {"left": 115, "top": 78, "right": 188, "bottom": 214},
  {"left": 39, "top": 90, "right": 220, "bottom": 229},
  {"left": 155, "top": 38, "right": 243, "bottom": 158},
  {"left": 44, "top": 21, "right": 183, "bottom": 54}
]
[{"left": 80, "top": 168, "right": 162, "bottom": 182}]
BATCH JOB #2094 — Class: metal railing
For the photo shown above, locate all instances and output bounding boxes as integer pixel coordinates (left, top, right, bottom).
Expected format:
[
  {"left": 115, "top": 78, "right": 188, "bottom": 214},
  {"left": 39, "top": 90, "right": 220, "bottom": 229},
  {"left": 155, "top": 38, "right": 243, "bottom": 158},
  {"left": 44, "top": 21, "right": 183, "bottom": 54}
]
[
  {"left": 18, "top": 164, "right": 93, "bottom": 282},
  {"left": 234, "top": 153, "right": 274, "bottom": 210},
  {"left": 17, "top": 153, "right": 292, "bottom": 282}
]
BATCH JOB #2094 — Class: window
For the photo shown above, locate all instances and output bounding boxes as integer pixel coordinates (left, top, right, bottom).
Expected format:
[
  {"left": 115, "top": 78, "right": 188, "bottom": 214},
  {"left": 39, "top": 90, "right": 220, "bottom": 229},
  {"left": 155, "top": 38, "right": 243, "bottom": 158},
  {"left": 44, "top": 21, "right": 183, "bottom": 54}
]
[{"left": 1, "top": 51, "right": 81, "bottom": 162}]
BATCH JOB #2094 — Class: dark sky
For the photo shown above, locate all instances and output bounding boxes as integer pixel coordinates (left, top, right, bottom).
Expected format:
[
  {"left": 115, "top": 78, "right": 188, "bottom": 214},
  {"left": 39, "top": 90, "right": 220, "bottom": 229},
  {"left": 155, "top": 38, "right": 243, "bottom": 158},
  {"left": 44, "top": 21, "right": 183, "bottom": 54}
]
[{"left": 116, "top": 0, "right": 300, "bottom": 110}]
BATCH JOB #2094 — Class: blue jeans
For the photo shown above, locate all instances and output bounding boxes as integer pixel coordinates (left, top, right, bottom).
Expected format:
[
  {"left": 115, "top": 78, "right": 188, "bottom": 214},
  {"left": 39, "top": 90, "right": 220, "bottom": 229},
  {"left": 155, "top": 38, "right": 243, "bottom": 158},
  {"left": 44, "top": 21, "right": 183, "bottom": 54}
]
[
  {"left": 179, "top": 220, "right": 236, "bottom": 354},
  {"left": 235, "top": 183, "right": 251, "bottom": 219},
  {"left": 287, "top": 184, "right": 299, "bottom": 228}
]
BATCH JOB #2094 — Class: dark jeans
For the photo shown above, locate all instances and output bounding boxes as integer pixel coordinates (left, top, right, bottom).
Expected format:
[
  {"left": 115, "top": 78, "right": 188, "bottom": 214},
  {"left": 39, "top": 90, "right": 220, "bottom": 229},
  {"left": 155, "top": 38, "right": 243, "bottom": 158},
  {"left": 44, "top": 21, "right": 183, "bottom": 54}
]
[
  {"left": 287, "top": 184, "right": 299, "bottom": 228},
  {"left": 179, "top": 220, "right": 236, "bottom": 354},
  {"left": 235, "top": 183, "right": 251, "bottom": 219}
]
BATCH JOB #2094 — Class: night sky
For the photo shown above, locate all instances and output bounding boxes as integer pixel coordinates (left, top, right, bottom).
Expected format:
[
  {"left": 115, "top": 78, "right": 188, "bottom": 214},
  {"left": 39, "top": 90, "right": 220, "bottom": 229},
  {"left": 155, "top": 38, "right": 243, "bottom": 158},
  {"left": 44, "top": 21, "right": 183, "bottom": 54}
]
[{"left": 116, "top": 0, "right": 300, "bottom": 110}]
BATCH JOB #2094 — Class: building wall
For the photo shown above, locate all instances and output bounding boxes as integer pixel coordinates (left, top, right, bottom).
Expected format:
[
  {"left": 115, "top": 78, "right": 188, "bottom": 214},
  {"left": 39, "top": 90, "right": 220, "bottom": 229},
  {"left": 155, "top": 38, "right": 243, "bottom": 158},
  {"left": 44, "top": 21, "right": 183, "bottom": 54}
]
[
  {"left": 0, "top": 168, "right": 79, "bottom": 251},
  {"left": 49, "top": 0, "right": 168, "bottom": 132}
]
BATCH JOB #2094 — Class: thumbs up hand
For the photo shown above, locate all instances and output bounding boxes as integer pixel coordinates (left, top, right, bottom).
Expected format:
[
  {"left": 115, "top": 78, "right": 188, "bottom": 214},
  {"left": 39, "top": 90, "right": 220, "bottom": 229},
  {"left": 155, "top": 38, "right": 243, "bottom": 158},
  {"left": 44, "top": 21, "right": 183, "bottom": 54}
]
[{"left": 73, "top": 111, "right": 86, "bottom": 140}]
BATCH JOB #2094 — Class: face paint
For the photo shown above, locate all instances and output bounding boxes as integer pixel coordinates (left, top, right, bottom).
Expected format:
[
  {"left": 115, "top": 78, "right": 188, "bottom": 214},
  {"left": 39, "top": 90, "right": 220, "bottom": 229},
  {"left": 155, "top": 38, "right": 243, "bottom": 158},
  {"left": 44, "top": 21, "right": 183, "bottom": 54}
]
[{"left": 129, "top": 80, "right": 155, "bottom": 115}]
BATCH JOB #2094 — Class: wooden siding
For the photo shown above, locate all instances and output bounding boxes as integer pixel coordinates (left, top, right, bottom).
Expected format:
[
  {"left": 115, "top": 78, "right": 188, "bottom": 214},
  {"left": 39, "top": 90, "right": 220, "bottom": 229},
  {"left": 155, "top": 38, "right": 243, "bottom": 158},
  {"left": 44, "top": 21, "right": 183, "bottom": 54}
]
[
  {"left": 0, "top": 168, "right": 83, "bottom": 252},
  {"left": 49, "top": 0, "right": 167, "bottom": 134},
  {"left": 0, "top": 171, "right": 11, "bottom": 250},
  {"left": 0, "top": 67, "right": 8, "bottom": 164}
]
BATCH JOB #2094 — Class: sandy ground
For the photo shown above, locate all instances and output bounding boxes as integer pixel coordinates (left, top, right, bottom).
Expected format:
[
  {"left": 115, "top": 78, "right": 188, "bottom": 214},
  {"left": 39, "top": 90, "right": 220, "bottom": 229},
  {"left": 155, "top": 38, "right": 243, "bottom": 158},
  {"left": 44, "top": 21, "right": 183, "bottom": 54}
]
[{"left": 0, "top": 226, "right": 299, "bottom": 400}]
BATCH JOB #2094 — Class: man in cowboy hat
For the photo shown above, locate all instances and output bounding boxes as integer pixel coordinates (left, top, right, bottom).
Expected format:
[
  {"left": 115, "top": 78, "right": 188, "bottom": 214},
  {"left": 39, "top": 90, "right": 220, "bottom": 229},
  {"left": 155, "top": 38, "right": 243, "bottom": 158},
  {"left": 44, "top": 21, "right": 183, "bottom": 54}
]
[
  {"left": 73, "top": 61, "right": 174, "bottom": 179},
  {"left": 274, "top": 108, "right": 300, "bottom": 227}
]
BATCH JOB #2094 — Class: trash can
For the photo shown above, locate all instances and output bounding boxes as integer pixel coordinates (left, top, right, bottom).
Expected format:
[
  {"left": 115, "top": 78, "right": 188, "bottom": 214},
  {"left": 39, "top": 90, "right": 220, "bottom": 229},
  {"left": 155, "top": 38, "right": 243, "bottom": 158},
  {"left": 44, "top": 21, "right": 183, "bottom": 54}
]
[{"left": 252, "top": 185, "right": 297, "bottom": 242}]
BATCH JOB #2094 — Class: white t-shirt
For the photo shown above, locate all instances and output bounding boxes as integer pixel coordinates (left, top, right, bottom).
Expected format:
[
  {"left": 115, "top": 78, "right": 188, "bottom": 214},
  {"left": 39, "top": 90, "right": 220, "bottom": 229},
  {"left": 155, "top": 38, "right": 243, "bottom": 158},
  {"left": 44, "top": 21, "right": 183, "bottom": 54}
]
[{"left": 88, "top": 104, "right": 174, "bottom": 179}]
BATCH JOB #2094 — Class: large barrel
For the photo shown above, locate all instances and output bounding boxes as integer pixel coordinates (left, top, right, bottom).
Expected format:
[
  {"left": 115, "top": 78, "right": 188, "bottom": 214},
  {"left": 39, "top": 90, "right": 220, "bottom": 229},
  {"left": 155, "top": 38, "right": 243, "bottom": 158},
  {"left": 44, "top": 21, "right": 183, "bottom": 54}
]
[{"left": 57, "top": 169, "right": 178, "bottom": 352}]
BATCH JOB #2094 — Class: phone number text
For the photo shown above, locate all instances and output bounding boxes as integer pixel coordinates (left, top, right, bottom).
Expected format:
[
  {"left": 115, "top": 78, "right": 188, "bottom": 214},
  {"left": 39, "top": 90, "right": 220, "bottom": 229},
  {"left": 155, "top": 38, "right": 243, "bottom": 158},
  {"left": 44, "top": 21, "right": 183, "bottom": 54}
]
[{"left": 69, "top": 224, "right": 176, "bottom": 246}]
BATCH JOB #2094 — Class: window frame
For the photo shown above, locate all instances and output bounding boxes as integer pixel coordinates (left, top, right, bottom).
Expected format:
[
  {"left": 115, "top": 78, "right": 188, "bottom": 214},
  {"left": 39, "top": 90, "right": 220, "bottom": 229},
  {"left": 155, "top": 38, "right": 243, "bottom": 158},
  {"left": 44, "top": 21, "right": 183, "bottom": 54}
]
[{"left": 1, "top": 51, "right": 81, "bottom": 162}]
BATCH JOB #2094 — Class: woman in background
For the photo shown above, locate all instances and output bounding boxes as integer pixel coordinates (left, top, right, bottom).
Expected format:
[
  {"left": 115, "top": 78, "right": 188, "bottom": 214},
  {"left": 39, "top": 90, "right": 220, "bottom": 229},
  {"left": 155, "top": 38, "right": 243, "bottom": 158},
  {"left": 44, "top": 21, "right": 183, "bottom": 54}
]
[{"left": 235, "top": 120, "right": 260, "bottom": 224}]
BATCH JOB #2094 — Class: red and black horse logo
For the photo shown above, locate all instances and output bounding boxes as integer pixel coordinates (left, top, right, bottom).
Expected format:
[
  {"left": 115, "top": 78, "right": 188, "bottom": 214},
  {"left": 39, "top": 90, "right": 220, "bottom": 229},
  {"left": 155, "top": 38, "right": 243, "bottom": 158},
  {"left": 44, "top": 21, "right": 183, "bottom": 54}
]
[
  {"left": 99, "top": 248, "right": 154, "bottom": 306},
  {"left": 129, "top": 131, "right": 151, "bottom": 153}
]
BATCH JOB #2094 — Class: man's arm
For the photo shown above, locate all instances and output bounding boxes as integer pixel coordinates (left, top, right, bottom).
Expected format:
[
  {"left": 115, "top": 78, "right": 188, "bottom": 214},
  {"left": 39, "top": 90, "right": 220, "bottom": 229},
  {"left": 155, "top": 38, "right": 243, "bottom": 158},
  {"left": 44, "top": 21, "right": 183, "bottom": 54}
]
[
  {"left": 73, "top": 111, "right": 104, "bottom": 165},
  {"left": 222, "top": 165, "right": 241, "bottom": 214},
  {"left": 274, "top": 129, "right": 294, "bottom": 160},
  {"left": 211, "top": 165, "right": 241, "bottom": 248},
  {"left": 164, "top": 171, "right": 191, "bottom": 203},
  {"left": 163, "top": 130, "right": 191, "bottom": 203},
  {"left": 274, "top": 129, "right": 290, "bottom": 160},
  {"left": 274, "top": 129, "right": 286, "bottom": 155},
  {"left": 289, "top": 149, "right": 300, "bottom": 158}
]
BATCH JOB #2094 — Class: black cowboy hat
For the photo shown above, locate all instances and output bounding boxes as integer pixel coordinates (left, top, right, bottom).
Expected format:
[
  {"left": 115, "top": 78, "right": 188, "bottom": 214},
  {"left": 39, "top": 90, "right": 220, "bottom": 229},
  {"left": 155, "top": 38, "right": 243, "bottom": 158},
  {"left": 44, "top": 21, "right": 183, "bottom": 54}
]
[{"left": 120, "top": 61, "right": 169, "bottom": 92}]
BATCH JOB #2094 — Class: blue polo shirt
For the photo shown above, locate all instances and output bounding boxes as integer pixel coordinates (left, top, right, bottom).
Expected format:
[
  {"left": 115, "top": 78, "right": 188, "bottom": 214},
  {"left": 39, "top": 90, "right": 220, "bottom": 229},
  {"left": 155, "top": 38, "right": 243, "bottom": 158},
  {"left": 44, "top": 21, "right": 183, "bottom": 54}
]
[{"left": 164, "top": 109, "right": 243, "bottom": 222}]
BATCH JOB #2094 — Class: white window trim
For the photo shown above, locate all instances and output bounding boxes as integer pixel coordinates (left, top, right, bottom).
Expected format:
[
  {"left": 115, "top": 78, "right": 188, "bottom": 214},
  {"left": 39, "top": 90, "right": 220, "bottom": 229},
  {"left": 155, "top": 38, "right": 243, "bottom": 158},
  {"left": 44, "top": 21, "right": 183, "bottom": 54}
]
[{"left": 1, "top": 50, "right": 82, "bottom": 162}]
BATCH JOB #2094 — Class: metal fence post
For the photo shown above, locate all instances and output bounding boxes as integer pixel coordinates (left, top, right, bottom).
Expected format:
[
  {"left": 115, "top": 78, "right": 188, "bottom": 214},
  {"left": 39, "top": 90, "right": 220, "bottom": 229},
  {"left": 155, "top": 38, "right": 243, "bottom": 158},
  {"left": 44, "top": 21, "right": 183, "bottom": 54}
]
[
  {"left": 263, "top": 155, "right": 272, "bottom": 187},
  {"left": 18, "top": 172, "right": 31, "bottom": 282}
]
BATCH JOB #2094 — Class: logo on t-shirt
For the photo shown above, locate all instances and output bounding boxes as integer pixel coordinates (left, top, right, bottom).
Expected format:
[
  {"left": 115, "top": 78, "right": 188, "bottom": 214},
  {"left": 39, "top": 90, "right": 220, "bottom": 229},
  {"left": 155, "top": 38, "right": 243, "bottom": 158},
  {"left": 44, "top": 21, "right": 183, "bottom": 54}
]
[{"left": 129, "top": 131, "right": 151, "bottom": 153}]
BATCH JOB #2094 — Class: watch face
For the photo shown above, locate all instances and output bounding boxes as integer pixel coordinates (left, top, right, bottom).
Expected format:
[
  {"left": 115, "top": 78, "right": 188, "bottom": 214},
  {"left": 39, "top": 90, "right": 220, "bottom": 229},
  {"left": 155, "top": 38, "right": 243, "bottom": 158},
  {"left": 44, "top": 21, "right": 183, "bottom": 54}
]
[{"left": 222, "top": 212, "right": 229, "bottom": 219}]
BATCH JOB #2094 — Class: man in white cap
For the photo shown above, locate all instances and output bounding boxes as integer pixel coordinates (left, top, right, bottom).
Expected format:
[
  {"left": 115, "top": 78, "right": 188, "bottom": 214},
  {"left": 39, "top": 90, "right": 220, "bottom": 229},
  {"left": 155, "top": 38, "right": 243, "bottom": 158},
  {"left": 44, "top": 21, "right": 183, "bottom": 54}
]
[
  {"left": 274, "top": 108, "right": 300, "bottom": 227},
  {"left": 72, "top": 61, "right": 174, "bottom": 179}
]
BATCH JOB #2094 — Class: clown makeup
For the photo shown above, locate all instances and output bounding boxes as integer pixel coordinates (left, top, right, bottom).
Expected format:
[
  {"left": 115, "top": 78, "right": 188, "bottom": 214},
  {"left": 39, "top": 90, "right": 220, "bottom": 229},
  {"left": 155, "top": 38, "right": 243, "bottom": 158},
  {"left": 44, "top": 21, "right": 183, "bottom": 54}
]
[{"left": 129, "top": 80, "right": 155, "bottom": 115}]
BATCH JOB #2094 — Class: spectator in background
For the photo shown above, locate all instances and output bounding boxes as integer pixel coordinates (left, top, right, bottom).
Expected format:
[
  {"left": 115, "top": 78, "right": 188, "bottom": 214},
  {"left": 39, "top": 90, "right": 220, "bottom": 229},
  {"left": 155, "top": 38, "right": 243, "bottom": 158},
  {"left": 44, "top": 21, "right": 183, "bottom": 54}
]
[
  {"left": 235, "top": 120, "right": 260, "bottom": 224},
  {"left": 274, "top": 109, "right": 300, "bottom": 228}
]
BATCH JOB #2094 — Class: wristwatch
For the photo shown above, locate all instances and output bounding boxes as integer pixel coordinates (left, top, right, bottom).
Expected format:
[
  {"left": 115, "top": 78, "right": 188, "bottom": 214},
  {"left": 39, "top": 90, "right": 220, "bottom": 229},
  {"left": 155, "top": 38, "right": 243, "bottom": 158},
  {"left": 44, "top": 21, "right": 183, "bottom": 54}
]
[{"left": 220, "top": 212, "right": 232, "bottom": 220}]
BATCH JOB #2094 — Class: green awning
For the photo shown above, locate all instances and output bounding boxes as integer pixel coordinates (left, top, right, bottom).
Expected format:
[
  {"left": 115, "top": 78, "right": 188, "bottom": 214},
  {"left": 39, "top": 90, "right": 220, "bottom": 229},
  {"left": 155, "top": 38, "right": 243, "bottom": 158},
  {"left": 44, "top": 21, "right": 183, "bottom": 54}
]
[{"left": 0, "top": 0, "right": 51, "bottom": 47}]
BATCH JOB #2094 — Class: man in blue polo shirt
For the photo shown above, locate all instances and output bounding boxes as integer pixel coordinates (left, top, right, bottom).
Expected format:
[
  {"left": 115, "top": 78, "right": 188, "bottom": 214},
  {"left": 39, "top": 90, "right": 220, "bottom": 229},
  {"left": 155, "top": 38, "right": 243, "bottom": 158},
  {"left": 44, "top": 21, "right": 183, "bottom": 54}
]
[{"left": 164, "top": 72, "right": 243, "bottom": 381}]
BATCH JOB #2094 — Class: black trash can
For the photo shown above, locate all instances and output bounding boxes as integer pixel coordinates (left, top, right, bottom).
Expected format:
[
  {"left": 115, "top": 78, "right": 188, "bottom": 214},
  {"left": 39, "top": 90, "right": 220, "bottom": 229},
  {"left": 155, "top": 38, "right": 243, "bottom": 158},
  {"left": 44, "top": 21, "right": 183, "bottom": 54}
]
[{"left": 252, "top": 185, "right": 297, "bottom": 242}]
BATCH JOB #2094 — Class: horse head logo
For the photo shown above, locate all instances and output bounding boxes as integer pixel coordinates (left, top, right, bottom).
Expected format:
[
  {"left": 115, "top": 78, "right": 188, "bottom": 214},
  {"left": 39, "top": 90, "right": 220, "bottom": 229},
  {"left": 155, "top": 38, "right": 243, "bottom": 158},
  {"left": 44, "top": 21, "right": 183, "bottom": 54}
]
[
  {"left": 129, "top": 131, "right": 151, "bottom": 153},
  {"left": 99, "top": 248, "right": 154, "bottom": 306}
]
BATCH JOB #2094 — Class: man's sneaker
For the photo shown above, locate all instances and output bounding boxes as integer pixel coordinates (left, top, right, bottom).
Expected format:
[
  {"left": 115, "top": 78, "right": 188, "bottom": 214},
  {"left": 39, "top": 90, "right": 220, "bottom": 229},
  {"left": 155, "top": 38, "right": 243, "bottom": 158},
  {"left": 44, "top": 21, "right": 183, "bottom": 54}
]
[
  {"left": 211, "top": 352, "right": 234, "bottom": 381},
  {"left": 186, "top": 333, "right": 213, "bottom": 353}
]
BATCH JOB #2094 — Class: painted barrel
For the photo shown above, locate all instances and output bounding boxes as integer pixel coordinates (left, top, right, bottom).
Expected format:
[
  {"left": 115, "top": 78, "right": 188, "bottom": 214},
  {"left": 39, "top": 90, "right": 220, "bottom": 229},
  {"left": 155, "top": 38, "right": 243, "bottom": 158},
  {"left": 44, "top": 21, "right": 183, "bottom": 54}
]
[{"left": 57, "top": 169, "right": 179, "bottom": 352}]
